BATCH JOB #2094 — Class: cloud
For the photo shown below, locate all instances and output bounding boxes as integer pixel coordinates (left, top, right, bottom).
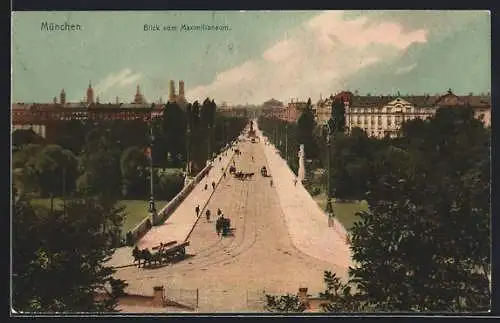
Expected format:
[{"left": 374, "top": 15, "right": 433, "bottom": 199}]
[
  {"left": 95, "top": 68, "right": 142, "bottom": 99},
  {"left": 395, "top": 63, "right": 417, "bottom": 75},
  {"left": 187, "top": 10, "right": 428, "bottom": 105}
]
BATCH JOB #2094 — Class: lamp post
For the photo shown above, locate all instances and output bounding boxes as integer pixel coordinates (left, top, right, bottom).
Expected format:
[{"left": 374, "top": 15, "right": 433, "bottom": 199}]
[
  {"left": 325, "top": 121, "right": 335, "bottom": 227},
  {"left": 207, "top": 124, "right": 212, "bottom": 163},
  {"left": 148, "top": 106, "right": 157, "bottom": 221}
]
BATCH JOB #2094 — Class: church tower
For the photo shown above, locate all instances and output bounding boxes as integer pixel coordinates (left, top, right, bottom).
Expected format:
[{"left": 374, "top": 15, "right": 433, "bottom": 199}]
[
  {"left": 134, "top": 84, "right": 143, "bottom": 104},
  {"left": 179, "top": 80, "right": 185, "bottom": 99},
  {"left": 60, "top": 89, "right": 66, "bottom": 105},
  {"left": 169, "top": 80, "right": 176, "bottom": 102},
  {"left": 86, "top": 81, "right": 94, "bottom": 104}
]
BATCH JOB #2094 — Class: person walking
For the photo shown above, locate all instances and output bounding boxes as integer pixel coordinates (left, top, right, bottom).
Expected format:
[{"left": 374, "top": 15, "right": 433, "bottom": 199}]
[
  {"left": 270, "top": 179, "right": 273, "bottom": 187},
  {"left": 223, "top": 172, "right": 226, "bottom": 179},
  {"left": 204, "top": 183, "right": 208, "bottom": 190},
  {"left": 217, "top": 208, "right": 222, "bottom": 217},
  {"left": 212, "top": 181, "right": 216, "bottom": 190},
  {"left": 215, "top": 216, "right": 221, "bottom": 236},
  {"left": 195, "top": 205, "right": 200, "bottom": 217},
  {"left": 294, "top": 178, "right": 298, "bottom": 186},
  {"left": 206, "top": 209, "right": 211, "bottom": 222}
]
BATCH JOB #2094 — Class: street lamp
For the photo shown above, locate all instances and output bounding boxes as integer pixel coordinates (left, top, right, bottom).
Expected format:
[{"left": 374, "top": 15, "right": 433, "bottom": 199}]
[
  {"left": 325, "top": 121, "right": 335, "bottom": 227},
  {"left": 148, "top": 105, "right": 157, "bottom": 219},
  {"left": 207, "top": 124, "right": 212, "bottom": 163}
]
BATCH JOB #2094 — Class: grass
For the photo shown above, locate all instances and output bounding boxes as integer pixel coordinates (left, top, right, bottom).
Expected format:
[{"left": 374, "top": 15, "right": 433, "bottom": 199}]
[
  {"left": 31, "top": 198, "right": 169, "bottom": 234},
  {"left": 312, "top": 192, "right": 369, "bottom": 231}
]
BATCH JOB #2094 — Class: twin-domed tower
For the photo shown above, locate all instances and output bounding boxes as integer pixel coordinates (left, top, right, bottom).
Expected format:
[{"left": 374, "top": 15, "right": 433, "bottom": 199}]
[{"left": 168, "top": 80, "right": 186, "bottom": 106}]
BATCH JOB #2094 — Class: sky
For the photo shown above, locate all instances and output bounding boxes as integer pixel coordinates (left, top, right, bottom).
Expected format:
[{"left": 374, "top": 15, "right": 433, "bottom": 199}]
[{"left": 12, "top": 10, "right": 491, "bottom": 105}]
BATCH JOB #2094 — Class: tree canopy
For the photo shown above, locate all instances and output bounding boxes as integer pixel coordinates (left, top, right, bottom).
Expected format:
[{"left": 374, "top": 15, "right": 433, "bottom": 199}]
[{"left": 12, "top": 191, "right": 128, "bottom": 312}]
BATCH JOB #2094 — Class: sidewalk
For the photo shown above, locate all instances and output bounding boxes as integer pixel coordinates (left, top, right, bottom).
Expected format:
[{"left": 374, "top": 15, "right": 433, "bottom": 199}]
[
  {"left": 107, "top": 145, "right": 237, "bottom": 268},
  {"left": 255, "top": 124, "right": 352, "bottom": 269},
  {"left": 137, "top": 148, "right": 236, "bottom": 249}
]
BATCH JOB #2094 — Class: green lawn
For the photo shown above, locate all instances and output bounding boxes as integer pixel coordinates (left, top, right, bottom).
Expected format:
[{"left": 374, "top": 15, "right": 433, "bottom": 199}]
[
  {"left": 31, "top": 198, "right": 169, "bottom": 234},
  {"left": 313, "top": 193, "right": 369, "bottom": 231}
]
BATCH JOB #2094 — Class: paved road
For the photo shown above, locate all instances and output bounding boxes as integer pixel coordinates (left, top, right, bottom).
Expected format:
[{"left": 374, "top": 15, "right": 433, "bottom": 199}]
[
  {"left": 106, "top": 144, "right": 237, "bottom": 268},
  {"left": 114, "top": 137, "right": 348, "bottom": 312}
]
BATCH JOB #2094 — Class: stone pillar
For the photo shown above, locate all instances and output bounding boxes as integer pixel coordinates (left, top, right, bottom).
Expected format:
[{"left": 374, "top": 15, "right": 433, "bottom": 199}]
[
  {"left": 153, "top": 286, "right": 164, "bottom": 307},
  {"left": 298, "top": 287, "right": 309, "bottom": 307}
]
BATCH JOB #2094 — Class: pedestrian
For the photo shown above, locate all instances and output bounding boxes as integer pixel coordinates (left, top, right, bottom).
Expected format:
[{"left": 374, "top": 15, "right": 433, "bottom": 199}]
[
  {"left": 270, "top": 179, "right": 273, "bottom": 187},
  {"left": 221, "top": 167, "right": 224, "bottom": 173},
  {"left": 195, "top": 205, "right": 200, "bottom": 217},
  {"left": 216, "top": 218, "right": 221, "bottom": 236},
  {"left": 217, "top": 208, "right": 222, "bottom": 217},
  {"left": 294, "top": 178, "right": 297, "bottom": 186},
  {"left": 204, "top": 183, "right": 208, "bottom": 190},
  {"left": 206, "top": 209, "right": 211, "bottom": 222},
  {"left": 223, "top": 172, "right": 226, "bottom": 178},
  {"left": 251, "top": 156, "right": 254, "bottom": 161},
  {"left": 219, "top": 156, "right": 222, "bottom": 162},
  {"left": 212, "top": 181, "right": 216, "bottom": 190}
]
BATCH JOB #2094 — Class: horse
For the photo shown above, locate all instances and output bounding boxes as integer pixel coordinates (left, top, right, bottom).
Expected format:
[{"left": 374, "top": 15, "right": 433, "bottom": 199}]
[
  {"left": 140, "top": 249, "right": 153, "bottom": 268},
  {"left": 132, "top": 246, "right": 142, "bottom": 267}
]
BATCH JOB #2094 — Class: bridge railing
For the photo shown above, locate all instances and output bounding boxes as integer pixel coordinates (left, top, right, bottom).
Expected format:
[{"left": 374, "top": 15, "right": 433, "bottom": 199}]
[{"left": 125, "top": 164, "right": 213, "bottom": 246}]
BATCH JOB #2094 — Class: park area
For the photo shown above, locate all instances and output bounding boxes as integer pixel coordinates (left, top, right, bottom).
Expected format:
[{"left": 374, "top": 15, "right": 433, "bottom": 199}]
[
  {"left": 312, "top": 193, "right": 368, "bottom": 231},
  {"left": 31, "top": 198, "right": 169, "bottom": 234}
]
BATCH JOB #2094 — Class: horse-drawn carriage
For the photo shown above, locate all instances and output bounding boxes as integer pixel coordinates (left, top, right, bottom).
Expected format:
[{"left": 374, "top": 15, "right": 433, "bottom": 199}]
[
  {"left": 132, "top": 240, "right": 189, "bottom": 268},
  {"left": 229, "top": 165, "right": 236, "bottom": 174},
  {"left": 261, "top": 166, "right": 268, "bottom": 177},
  {"left": 233, "top": 171, "right": 255, "bottom": 180},
  {"left": 216, "top": 216, "right": 231, "bottom": 236}
]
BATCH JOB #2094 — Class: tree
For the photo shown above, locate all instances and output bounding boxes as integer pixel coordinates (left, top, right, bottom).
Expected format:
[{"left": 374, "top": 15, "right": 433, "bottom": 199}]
[
  {"left": 12, "top": 129, "right": 44, "bottom": 148},
  {"left": 331, "top": 98, "right": 346, "bottom": 133},
  {"left": 21, "top": 144, "right": 78, "bottom": 198},
  {"left": 348, "top": 107, "right": 490, "bottom": 312},
  {"left": 78, "top": 128, "right": 121, "bottom": 197},
  {"left": 265, "top": 294, "right": 307, "bottom": 313},
  {"left": 319, "top": 271, "right": 363, "bottom": 312},
  {"left": 120, "top": 147, "right": 148, "bottom": 198},
  {"left": 162, "top": 102, "right": 187, "bottom": 167},
  {"left": 12, "top": 192, "right": 128, "bottom": 312},
  {"left": 296, "top": 101, "right": 318, "bottom": 159}
]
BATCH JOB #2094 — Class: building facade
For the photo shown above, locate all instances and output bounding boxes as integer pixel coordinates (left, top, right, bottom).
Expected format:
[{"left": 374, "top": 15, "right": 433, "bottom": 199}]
[
  {"left": 11, "top": 82, "right": 171, "bottom": 139},
  {"left": 313, "top": 89, "right": 490, "bottom": 138}
]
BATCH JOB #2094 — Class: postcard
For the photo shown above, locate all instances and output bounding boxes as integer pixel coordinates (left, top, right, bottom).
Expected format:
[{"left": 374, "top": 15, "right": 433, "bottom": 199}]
[{"left": 11, "top": 10, "right": 491, "bottom": 314}]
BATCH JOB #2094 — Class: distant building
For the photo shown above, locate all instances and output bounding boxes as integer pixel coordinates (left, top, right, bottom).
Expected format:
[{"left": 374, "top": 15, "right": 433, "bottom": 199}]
[
  {"left": 312, "top": 89, "right": 490, "bottom": 138},
  {"left": 11, "top": 83, "right": 164, "bottom": 140}
]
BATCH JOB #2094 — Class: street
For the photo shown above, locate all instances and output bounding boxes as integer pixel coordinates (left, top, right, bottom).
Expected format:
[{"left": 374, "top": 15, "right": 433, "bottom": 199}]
[{"left": 114, "top": 138, "right": 348, "bottom": 312}]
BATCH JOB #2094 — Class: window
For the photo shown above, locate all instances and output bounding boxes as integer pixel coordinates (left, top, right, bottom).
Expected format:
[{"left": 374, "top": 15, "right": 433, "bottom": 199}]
[
  {"left": 406, "top": 107, "right": 411, "bottom": 114},
  {"left": 378, "top": 116, "right": 382, "bottom": 125},
  {"left": 386, "top": 107, "right": 392, "bottom": 113},
  {"left": 395, "top": 115, "right": 402, "bottom": 125}
]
